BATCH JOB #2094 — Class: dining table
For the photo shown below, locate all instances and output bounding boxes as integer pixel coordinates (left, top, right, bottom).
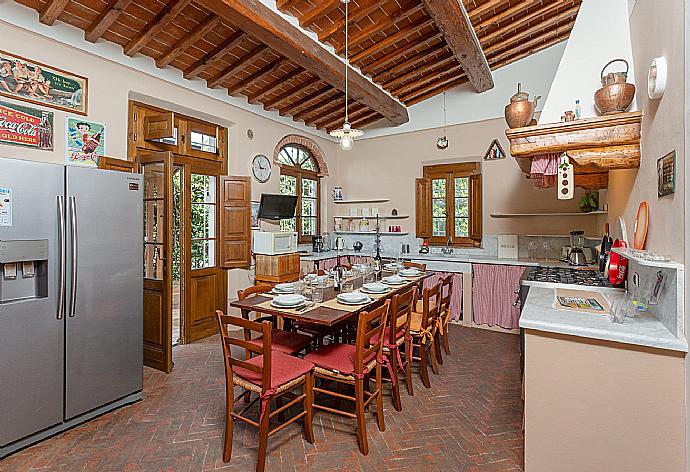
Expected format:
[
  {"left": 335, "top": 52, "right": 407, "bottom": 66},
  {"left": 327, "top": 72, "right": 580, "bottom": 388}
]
[{"left": 228, "top": 269, "right": 434, "bottom": 328}]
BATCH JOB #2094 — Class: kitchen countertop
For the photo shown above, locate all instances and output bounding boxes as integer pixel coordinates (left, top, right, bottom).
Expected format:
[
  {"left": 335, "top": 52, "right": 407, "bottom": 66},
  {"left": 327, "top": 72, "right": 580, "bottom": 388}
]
[
  {"left": 300, "top": 250, "right": 592, "bottom": 269},
  {"left": 520, "top": 286, "right": 688, "bottom": 352}
]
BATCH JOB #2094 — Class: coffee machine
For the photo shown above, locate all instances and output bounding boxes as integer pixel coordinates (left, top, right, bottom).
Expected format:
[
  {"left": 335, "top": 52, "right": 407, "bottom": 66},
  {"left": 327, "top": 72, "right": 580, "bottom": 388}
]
[{"left": 567, "top": 230, "right": 588, "bottom": 266}]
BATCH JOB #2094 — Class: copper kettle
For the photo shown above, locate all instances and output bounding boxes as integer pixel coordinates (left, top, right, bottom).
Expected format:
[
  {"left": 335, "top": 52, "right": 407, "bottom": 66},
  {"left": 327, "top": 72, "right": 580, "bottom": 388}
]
[{"left": 505, "top": 83, "right": 541, "bottom": 129}]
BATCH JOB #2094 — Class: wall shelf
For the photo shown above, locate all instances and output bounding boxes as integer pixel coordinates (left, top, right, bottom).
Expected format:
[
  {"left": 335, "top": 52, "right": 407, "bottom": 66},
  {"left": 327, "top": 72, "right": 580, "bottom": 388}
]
[
  {"left": 490, "top": 211, "right": 608, "bottom": 218},
  {"left": 334, "top": 231, "right": 409, "bottom": 236},
  {"left": 333, "top": 198, "right": 389, "bottom": 204},
  {"left": 333, "top": 215, "right": 409, "bottom": 220},
  {"left": 611, "top": 247, "right": 684, "bottom": 270}
]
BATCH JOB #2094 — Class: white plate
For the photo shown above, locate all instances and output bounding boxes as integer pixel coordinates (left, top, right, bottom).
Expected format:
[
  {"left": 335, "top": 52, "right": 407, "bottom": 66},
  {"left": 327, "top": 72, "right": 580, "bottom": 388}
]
[
  {"left": 362, "top": 282, "right": 389, "bottom": 292},
  {"left": 273, "top": 294, "right": 306, "bottom": 306},
  {"left": 337, "top": 292, "right": 368, "bottom": 303},
  {"left": 337, "top": 296, "right": 372, "bottom": 305},
  {"left": 271, "top": 300, "right": 306, "bottom": 309},
  {"left": 361, "top": 287, "right": 390, "bottom": 294},
  {"left": 399, "top": 269, "right": 420, "bottom": 277},
  {"left": 272, "top": 287, "right": 295, "bottom": 294},
  {"left": 383, "top": 276, "right": 405, "bottom": 284},
  {"left": 275, "top": 283, "right": 295, "bottom": 291}
]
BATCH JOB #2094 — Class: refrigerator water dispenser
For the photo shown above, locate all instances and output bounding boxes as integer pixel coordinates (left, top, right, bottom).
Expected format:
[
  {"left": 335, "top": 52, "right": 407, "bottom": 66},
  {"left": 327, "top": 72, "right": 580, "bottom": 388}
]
[{"left": 0, "top": 239, "right": 48, "bottom": 303}]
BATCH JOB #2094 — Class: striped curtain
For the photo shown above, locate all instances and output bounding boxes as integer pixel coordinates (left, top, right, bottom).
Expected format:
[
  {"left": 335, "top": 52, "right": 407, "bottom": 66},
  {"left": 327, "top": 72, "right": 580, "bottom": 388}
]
[
  {"left": 471, "top": 264, "right": 524, "bottom": 329},
  {"left": 422, "top": 272, "right": 463, "bottom": 321}
]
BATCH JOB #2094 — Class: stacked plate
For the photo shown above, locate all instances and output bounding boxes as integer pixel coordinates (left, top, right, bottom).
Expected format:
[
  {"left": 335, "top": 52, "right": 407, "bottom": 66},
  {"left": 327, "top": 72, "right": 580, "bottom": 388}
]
[
  {"left": 399, "top": 268, "right": 421, "bottom": 277},
  {"left": 382, "top": 275, "right": 405, "bottom": 285},
  {"left": 272, "top": 283, "right": 296, "bottom": 294},
  {"left": 384, "top": 263, "right": 400, "bottom": 271},
  {"left": 271, "top": 294, "right": 306, "bottom": 308},
  {"left": 361, "top": 282, "right": 390, "bottom": 294},
  {"left": 336, "top": 292, "right": 371, "bottom": 305}
]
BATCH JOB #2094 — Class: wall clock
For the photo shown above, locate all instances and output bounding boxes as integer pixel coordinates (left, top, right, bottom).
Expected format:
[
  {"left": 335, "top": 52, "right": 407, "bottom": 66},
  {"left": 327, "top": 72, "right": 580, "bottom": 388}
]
[
  {"left": 251, "top": 154, "right": 271, "bottom": 183},
  {"left": 648, "top": 56, "right": 667, "bottom": 100}
]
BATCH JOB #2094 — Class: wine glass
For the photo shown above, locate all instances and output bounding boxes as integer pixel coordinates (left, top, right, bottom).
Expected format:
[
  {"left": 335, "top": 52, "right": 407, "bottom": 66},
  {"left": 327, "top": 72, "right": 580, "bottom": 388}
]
[
  {"left": 542, "top": 241, "right": 551, "bottom": 261},
  {"left": 373, "top": 257, "right": 382, "bottom": 282},
  {"left": 528, "top": 241, "right": 537, "bottom": 261}
]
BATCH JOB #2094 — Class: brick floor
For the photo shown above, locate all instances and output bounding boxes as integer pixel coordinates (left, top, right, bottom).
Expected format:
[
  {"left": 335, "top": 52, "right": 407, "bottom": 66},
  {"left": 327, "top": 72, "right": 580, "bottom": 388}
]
[{"left": 0, "top": 325, "right": 524, "bottom": 472}]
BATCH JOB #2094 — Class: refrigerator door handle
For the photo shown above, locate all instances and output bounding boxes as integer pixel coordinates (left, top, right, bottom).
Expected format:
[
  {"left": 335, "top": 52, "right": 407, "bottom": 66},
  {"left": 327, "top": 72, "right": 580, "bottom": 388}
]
[
  {"left": 68, "top": 196, "right": 78, "bottom": 318},
  {"left": 57, "top": 196, "right": 66, "bottom": 320}
]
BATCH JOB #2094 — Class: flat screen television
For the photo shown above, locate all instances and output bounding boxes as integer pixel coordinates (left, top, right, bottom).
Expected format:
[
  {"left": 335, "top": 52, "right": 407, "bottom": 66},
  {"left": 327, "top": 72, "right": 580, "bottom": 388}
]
[{"left": 258, "top": 194, "right": 298, "bottom": 220}]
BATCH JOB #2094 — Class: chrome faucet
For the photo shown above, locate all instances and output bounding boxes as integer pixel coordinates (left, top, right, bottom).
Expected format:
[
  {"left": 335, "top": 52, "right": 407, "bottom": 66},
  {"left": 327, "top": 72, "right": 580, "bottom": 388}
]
[{"left": 441, "top": 236, "right": 453, "bottom": 254}]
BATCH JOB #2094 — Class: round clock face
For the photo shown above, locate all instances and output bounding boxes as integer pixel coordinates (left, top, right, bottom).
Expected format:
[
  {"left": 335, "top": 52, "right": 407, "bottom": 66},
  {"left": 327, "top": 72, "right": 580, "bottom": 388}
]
[{"left": 252, "top": 154, "right": 271, "bottom": 183}]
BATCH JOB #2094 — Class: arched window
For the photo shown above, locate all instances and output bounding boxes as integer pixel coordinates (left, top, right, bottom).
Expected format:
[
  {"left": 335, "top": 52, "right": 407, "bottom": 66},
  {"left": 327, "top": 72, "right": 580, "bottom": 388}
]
[{"left": 278, "top": 144, "right": 320, "bottom": 242}]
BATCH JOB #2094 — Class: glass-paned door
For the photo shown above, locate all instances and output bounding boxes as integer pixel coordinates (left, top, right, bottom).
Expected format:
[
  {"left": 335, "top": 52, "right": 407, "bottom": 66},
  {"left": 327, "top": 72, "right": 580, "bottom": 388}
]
[
  {"left": 141, "top": 151, "right": 174, "bottom": 373},
  {"left": 190, "top": 174, "right": 217, "bottom": 269},
  {"left": 431, "top": 178, "right": 447, "bottom": 237},
  {"left": 301, "top": 177, "right": 317, "bottom": 237},
  {"left": 454, "top": 177, "right": 469, "bottom": 238},
  {"left": 280, "top": 174, "right": 297, "bottom": 232}
]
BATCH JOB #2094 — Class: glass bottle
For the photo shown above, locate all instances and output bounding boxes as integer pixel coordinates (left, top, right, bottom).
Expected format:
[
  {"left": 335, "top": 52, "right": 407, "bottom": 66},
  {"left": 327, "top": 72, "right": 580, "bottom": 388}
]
[{"left": 574, "top": 99, "right": 582, "bottom": 120}]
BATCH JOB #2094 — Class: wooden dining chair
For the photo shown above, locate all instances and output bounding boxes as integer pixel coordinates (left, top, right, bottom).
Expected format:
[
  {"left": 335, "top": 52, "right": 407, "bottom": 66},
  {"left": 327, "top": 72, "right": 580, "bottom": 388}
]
[
  {"left": 437, "top": 274, "right": 454, "bottom": 361},
  {"left": 409, "top": 281, "right": 442, "bottom": 387},
  {"left": 237, "top": 285, "right": 312, "bottom": 356},
  {"left": 304, "top": 301, "right": 390, "bottom": 455},
  {"left": 377, "top": 286, "right": 416, "bottom": 410},
  {"left": 215, "top": 311, "right": 315, "bottom": 472},
  {"left": 404, "top": 261, "right": 427, "bottom": 271}
]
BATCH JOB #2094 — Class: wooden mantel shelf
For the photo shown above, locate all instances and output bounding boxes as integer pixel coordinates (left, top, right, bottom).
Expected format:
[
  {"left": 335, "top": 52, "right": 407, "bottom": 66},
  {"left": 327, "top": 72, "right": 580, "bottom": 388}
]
[{"left": 505, "top": 111, "right": 643, "bottom": 189}]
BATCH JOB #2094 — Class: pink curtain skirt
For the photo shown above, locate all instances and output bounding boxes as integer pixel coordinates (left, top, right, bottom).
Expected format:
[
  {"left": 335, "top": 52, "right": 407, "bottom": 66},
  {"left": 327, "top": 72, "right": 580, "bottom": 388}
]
[{"left": 471, "top": 264, "right": 524, "bottom": 329}]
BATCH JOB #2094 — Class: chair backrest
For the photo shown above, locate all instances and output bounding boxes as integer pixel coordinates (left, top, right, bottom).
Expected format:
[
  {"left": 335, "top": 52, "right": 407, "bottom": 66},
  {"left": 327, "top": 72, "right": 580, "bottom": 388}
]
[
  {"left": 420, "top": 281, "right": 442, "bottom": 329},
  {"left": 216, "top": 310, "right": 272, "bottom": 394},
  {"left": 237, "top": 284, "right": 272, "bottom": 300},
  {"left": 440, "top": 274, "right": 453, "bottom": 316},
  {"left": 389, "top": 285, "right": 416, "bottom": 345},
  {"left": 354, "top": 300, "right": 390, "bottom": 374},
  {"left": 404, "top": 261, "right": 427, "bottom": 271}
]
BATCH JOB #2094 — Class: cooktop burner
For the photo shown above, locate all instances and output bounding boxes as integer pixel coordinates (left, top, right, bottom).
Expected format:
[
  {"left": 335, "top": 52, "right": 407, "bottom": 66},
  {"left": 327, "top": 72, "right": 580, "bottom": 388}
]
[{"left": 525, "top": 267, "right": 612, "bottom": 287}]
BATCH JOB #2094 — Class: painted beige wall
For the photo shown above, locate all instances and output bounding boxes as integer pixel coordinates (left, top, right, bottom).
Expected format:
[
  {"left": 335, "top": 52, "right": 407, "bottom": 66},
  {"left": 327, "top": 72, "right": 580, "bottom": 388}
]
[
  {"left": 608, "top": 0, "right": 685, "bottom": 261},
  {"left": 0, "top": 21, "right": 339, "bottom": 309},
  {"left": 336, "top": 116, "right": 601, "bottom": 239},
  {"left": 525, "top": 330, "right": 686, "bottom": 472}
]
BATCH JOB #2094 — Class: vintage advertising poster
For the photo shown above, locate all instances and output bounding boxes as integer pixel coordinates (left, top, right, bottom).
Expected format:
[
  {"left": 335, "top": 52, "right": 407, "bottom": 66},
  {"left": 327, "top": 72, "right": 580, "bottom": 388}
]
[
  {"left": 66, "top": 117, "right": 105, "bottom": 167},
  {"left": 0, "top": 50, "right": 88, "bottom": 115},
  {"left": 0, "top": 100, "right": 53, "bottom": 150}
]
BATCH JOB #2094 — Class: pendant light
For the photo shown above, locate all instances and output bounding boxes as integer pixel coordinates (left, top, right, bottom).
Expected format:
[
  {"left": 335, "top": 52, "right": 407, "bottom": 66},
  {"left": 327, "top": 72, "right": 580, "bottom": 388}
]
[
  {"left": 437, "top": 92, "right": 449, "bottom": 150},
  {"left": 330, "top": 0, "right": 363, "bottom": 151}
]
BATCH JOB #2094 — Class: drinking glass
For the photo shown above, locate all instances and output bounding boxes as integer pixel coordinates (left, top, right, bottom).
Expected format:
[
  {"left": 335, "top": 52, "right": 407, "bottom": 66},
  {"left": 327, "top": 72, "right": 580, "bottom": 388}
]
[
  {"left": 373, "top": 258, "right": 382, "bottom": 282},
  {"left": 342, "top": 281, "right": 354, "bottom": 293},
  {"left": 542, "top": 241, "right": 551, "bottom": 261},
  {"left": 609, "top": 298, "right": 626, "bottom": 324},
  {"left": 312, "top": 287, "right": 324, "bottom": 303},
  {"left": 528, "top": 241, "right": 537, "bottom": 261}
]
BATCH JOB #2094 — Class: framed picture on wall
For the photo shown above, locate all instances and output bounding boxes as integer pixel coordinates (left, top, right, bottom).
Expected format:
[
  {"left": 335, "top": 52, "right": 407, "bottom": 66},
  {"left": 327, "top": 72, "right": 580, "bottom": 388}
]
[
  {"left": 0, "top": 50, "right": 88, "bottom": 115},
  {"left": 66, "top": 117, "right": 105, "bottom": 167},
  {"left": 0, "top": 100, "right": 53, "bottom": 151},
  {"left": 657, "top": 150, "right": 676, "bottom": 197},
  {"left": 251, "top": 201, "right": 260, "bottom": 229},
  {"left": 483, "top": 139, "right": 506, "bottom": 160}
]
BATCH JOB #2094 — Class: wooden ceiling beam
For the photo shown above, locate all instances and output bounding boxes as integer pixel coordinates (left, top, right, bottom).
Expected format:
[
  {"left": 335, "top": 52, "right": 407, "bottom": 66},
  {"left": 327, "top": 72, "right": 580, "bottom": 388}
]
[
  {"left": 307, "top": 101, "right": 362, "bottom": 127},
  {"left": 263, "top": 76, "right": 321, "bottom": 109},
  {"left": 124, "top": 0, "right": 192, "bottom": 56},
  {"left": 422, "top": 0, "right": 493, "bottom": 92},
  {"left": 156, "top": 15, "right": 222, "bottom": 68},
  {"left": 488, "top": 21, "right": 575, "bottom": 65},
  {"left": 482, "top": 1, "right": 576, "bottom": 46},
  {"left": 39, "top": 0, "right": 70, "bottom": 25},
  {"left": 360, "top": 31, "right": 443, "bottom": 75},
  {"left": 299, "top": 1, "right": 341, "bottom": 28},
  {"left": 350, "top": 18, "right": 435, "bottom": 64},
  {"left": 85, "top": 0, "right": 134, "bottom": 42},
  {"left": 226, "top": 57, "right": 287, "bottom": 95},
  {"left": 279, "top": 86, "right": 334, "bottom": 115},
  {"left": 484, "top": 7, "right": 579, "bottom": 57},
  {"left": 294, "top": 93, "right": 344, "bottom": 121},
  {"left": 197, "top": 0, "right": 408, "bottom": 125},
  {"left": 373, "top": 43, "right": 448, "bottom": 82},
  {"left": 184, "top": 30, "right": 246, "bottom": 79},
  {"left": 207, "top": 44, "right": 270, "bottom": 88},
  {"left": 319, "top": 0, "right": 389, "bottom": 43},
  {"left": 247, "top": 67, "right": 305, "bottom": 103},
  {"left": 348, "top": 111, "right": 382, "bottom": 130},
  {"left": 382, "top": 53, "right": 456, "bottom": 89},
  {"left": 467, "top": 0, "right": 511, "bottom": 22},
  {"left": 490, "top": 30, "right": 572, "bottom": 70},
  {"left": 475, "top": 0, "right": 548, "bottom": 34},
  {"left": 335, "top": 3, "right": 427, "bottom": 55},
  {"left": 392, "top": 64, "right": 463, "bottom": 96},
  {"left": 403, "top": 74, "right": 468, "bottom": 105},
  {"left": 319, "top": 104, "right": 370, "bottom": 129}
]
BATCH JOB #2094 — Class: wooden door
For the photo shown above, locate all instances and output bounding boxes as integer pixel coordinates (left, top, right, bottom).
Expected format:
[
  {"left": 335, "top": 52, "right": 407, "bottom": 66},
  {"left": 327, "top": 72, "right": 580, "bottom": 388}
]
[
  {"left": 183, "top": 166, "right": 227, "bottom": 343},
  {"left": 98, "top": 156, "right": 139, "bottom": 172},
  {"left": 220, "top": 176, "right": 251, "bottom": 268},
  {"left": 140, "top": 151, "right": 173, "bottom": 373}
]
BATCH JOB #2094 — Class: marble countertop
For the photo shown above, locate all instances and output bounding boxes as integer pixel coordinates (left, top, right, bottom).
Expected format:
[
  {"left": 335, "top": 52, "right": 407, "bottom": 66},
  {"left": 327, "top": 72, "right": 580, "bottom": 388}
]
[{"left": 520, "top": 286, "right": 688, "bottom": 352}]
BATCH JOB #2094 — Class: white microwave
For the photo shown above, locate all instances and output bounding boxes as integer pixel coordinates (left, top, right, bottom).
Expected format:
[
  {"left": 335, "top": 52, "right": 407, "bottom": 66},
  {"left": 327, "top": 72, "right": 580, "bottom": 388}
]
[{"left": 252, "top": 231, "right": 298, "bottom": 255}]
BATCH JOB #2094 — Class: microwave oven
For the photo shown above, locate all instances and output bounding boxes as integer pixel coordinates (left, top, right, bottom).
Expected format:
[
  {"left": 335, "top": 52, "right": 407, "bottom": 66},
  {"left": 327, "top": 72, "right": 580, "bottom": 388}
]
[{"left": 252, "top": 231, "right": 298, "bottom": 255}]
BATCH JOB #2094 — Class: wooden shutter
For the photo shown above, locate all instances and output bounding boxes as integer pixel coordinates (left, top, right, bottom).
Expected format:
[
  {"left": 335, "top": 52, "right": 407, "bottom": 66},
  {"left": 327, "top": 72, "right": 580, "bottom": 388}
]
[
  {"left": 469, "top": 174, "right": 483, "bottom": 245},
  {"left": 98, "top": 156, "right": 139, "bottom": 173},
  {"left": 219, "top": 176, "right": 251, "bottom": 269},
  {"left": 143, "top": 112, "right": 175, "bottom": 141},
  {"left": 415, "top": 178, "right": 432, "bottom": 238}
]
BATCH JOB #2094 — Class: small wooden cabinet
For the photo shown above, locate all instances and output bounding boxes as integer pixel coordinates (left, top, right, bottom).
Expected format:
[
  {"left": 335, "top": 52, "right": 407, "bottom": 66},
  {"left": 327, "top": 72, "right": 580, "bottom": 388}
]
[{"left": 255, "top": 253, "right": 300, "bottom": 284}]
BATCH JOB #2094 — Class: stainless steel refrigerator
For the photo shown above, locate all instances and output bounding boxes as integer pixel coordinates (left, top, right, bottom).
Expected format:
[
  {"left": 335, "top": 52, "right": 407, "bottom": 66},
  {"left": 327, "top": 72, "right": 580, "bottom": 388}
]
[{"left": 0, "top": 158, "right": 143, "bottom": 457}]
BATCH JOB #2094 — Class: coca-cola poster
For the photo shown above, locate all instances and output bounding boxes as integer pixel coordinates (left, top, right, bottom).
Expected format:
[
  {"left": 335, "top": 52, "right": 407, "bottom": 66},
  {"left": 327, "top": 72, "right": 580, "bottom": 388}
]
[
  {"left": 0, "top": 100, "right": 53, "bottom": 150},
  {"left": 66, "top": 117, "right": 105, "bottom": 167}
]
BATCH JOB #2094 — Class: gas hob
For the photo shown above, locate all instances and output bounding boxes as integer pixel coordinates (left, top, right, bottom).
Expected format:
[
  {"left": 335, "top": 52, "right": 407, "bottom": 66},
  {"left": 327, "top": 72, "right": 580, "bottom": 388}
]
[{"left": 523, "top": 266, "right": 617, "bottom": 290}]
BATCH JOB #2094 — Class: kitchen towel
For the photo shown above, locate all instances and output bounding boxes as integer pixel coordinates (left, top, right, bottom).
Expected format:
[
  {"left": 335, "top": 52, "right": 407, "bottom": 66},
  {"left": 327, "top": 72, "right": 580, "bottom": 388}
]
[{"left": 530, "top": 153, "right": 560, "bottom": 188}]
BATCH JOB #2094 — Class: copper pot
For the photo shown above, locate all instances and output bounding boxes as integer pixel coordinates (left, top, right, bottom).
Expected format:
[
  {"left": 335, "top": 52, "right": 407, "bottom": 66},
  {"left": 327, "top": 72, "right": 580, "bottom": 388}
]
[
  {"left": 594, "top": 59, "right": 636, "bottom": 114},
  {"left": 505, "top": 83, "right": 541, "bottom": 129}
]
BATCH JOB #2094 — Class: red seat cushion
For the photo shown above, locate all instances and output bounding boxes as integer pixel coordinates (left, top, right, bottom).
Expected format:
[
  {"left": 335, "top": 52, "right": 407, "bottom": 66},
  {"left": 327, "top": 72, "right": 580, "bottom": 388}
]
[
  {"left": 370, "top": 326, "right": 405, "bottom": 346},
  {"left": 233, "top": 351, "right": 314, "bottom": 389},
  {"left": 304, "top": 343, "right": 375, "bottom": 376},
  {"left": 247, "top": 329, "right": 312, "bottom": 355}
]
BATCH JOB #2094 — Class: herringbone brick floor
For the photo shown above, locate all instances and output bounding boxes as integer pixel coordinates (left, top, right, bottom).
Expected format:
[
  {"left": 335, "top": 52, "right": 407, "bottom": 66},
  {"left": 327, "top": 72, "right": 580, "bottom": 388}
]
[{"left": 1, "top": 325, "right": 524, "bottom": 472}]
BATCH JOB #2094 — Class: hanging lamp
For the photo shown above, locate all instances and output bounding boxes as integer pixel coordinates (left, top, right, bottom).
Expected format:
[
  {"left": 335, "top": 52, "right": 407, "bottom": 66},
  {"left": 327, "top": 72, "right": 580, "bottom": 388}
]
[
  {"left": 330, "top": 0, "right": 363, "bottom": 151},
  {"left": 437, "top": 92, "right": 449, "bottom": 150}
]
